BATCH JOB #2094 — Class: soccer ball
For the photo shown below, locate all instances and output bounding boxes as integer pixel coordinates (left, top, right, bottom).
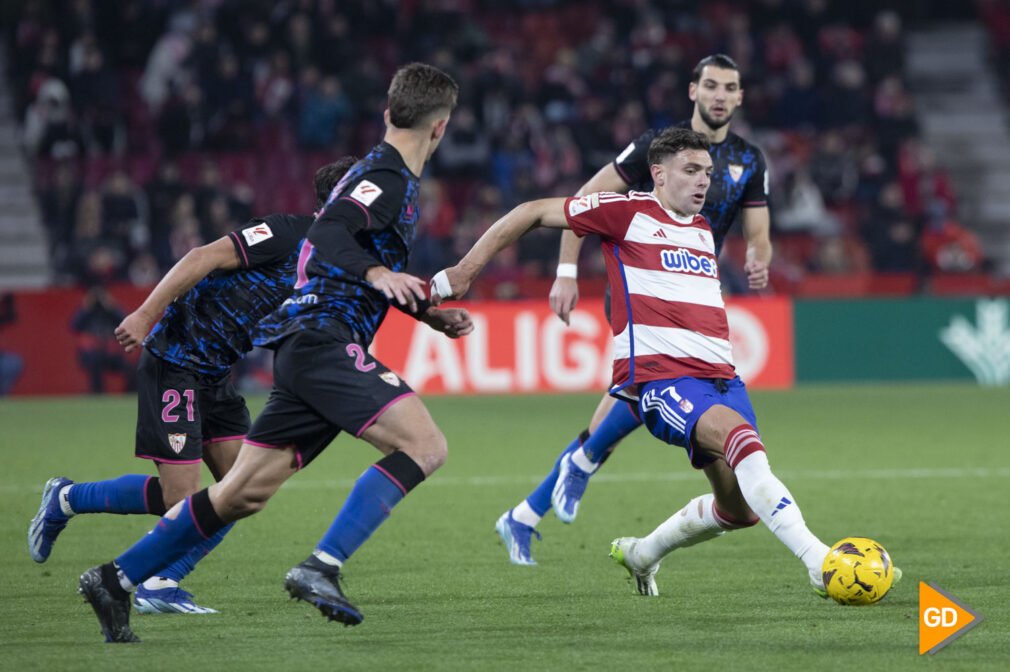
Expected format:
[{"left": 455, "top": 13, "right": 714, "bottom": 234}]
[{"left": 821, "top": 537, "right": 895, "bottom": 605}]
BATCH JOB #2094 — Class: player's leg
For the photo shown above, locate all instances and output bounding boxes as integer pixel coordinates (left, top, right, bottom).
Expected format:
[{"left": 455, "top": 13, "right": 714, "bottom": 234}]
[
  {"left": 690, "top": 389, "right": 830, "bottom": 592},
  {"left": 133, "top": 383, "right": 249, "bottom": 614},
  {"left": 552, "top": 395, "right": 640, "bottom": 523},
  {"left": 496, "top": 393, "right": 642, "bottom": 565},
  {"left": 611, "top": 457, "right": 759, "bottom": 596},
  {"left": 79, "top": 441, "right": 298, "bottom": 642},
  {"left": 29, "top": 351, "right": 190, "bottom": 563},
  {"left": 304, "top": 394, "right": 441, "bottom": 563}
]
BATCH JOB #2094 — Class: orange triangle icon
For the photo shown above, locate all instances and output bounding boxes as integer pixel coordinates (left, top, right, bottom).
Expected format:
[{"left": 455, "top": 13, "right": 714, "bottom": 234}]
[{"left": 919, "top": 582, "right": 983, "bottom": 654}]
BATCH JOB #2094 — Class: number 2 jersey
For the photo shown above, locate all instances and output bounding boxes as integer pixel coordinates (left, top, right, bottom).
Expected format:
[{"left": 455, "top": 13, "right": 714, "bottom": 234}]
[
  {"left": 612, "top": 122, "right": 768, "bottom": 255},
  {"left": 143, "top": 213, "right": 313, "bottom": 376},
  {"left": 565, "top": 191, "right": 736, "bottom": 399},
  {"left": 254, "top": 142, "right": 420, "bottom": 348}
]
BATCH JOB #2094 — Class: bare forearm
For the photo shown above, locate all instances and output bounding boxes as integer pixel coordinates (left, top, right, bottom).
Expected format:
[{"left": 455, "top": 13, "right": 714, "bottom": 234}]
[
  {"left": 557, "top": 229, "right": 584, "bottom": 265},
  {"left": 458, "top": 201, "right": 548, "bottom": 277},
  {"left": 747, "top": 237, "right": 772, "bottom": 266},
  {"left": 137, "top": 248, "right": 217, "bottom": 319}
]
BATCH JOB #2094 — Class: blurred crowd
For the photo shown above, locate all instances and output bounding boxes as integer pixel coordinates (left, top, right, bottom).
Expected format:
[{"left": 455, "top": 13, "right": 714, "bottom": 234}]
[{"left": 6, "top": 0, "right": 996, "bottom": 292}]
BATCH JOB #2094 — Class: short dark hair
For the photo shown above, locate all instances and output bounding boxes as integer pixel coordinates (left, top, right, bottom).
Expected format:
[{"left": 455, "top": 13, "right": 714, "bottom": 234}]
[
  {"left": 314, "top": 156, "right": 358, "bottom": 205},
  {"left": 691, "top": 53, "right": 740, "bottom": 83},
  {"left": 647, "top": 127, "right": 710, "bottom": 166},
  {"left": 387, "top": 62, "right": 459, "bottom": 129}
]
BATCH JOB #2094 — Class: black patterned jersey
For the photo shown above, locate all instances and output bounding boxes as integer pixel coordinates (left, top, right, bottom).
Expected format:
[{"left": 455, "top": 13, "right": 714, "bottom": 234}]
[
  {"left": 612, "top": 122, "right": 768, "bottom": 256},
  {"left": 254, "top": 142, "right": 419, "bottom": 348},
  {"left": 144, "top": 213, "right": 313, "bottom": 375}
]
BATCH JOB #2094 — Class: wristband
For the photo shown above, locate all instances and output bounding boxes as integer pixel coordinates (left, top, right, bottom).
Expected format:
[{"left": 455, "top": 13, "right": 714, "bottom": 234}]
[
  {"left": 430, "top": 270, "right": 453, "bottom": 299},
  {"left": 556, "top": 263, "right": 578, "bottom": 279}
]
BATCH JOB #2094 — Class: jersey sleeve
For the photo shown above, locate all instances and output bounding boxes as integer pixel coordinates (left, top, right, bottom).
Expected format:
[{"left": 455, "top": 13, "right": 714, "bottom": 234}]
[
  {"left": 314, "top": 169, "right": 407, "bottom": 234},
  {"left": 564, "top": 192, "right": 627, "bottom": 239},
  {"left": 229, "top": 214, "right": 304, "bottom": 268},
  {"left": 741, "top": 148, "right": 770, "bottom": 208},
  {"left": 612, "top": 128, "right": 657, "bottom": 187},
  {"left": 306, "top": 169, "right": 406, "bottom": 278}
]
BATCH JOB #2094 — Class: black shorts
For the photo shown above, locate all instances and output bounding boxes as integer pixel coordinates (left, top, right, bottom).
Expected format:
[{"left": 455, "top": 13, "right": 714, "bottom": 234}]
[
  {"left": 135, "top": 349, "right": 250, "bottom": 464},
  {"left": 246, "top": 330, "right": 415, "bottom": 469}
]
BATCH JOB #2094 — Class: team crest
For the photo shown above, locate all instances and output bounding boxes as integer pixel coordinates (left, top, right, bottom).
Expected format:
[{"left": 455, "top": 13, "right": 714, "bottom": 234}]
[
  {"left": 679, "top": 399, "right": 694, "bottom": 413},
  {"left": 167, "top": 433, "right": 187, "bottom": 454},
  {"left": 728, "top": 164, "right": 744, "bottom": 183},
  {"left": 379, "top": 371, "right": 400, "bottom": 387}
]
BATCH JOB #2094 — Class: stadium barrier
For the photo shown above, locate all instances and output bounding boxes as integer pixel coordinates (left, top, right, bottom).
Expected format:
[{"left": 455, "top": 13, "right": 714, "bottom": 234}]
[{"left": 3, "top": 288, "right": 1001, "bottom": 395}]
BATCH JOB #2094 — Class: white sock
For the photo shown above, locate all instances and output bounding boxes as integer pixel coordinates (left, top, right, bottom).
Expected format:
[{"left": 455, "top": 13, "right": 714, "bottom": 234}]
[
  {"left": 570, "top": 447, "right": 599, "bottom": 474},
  {"left": 513, "top": 500, "right": 542, "bottom": 527},
  {"left": 733, "top": 451, "right": 829, "bottom": 575},
  {"left": 636, "top": 494, "right": 725, "bottom": 566},
  {"left": 312, "top": 549, "right": 343, "bottom": 568},
  {"left": 59, "top": 485, "right": 75, "bottom": 516},
  {"left": 141, "top": 576, "right": 179, "bottom": 590}
]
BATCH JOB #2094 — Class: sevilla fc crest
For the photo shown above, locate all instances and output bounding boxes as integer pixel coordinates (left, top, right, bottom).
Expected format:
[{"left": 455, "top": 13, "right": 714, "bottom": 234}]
[{"left": 168, "top": 433, "right": 187, "bottom": 454}]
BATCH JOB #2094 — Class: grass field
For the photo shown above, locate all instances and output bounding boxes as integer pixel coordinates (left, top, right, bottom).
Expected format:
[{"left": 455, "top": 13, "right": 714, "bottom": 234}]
[{"left": 1, "top": 383, "right": 1007, "bottom": 671}]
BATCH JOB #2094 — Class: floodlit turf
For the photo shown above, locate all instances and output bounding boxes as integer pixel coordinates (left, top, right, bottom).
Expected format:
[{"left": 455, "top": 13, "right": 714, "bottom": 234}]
[{"left": 2, "top": 383, "right": 1007, "bottom": 671}]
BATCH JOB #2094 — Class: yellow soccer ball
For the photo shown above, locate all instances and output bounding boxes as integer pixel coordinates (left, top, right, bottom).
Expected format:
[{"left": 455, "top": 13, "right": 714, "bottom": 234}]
[{"left": 821, "top": 537, "right": 895, "bottom": 605}]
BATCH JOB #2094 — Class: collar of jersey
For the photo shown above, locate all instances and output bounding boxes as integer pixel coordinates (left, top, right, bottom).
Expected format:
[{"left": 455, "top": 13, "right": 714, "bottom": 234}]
[{"left": 645, "top": 191, "right": 696, "bottom": 225}]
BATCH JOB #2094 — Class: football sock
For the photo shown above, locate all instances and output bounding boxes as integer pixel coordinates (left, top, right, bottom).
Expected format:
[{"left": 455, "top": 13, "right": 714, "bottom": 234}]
[
  {"left": 63, "top": 475, "right": 157, "bottom": 515},
  {"left": 315, "top": 451, "right": 424, "bottom": 563},
  {"left": 581, "top": 401, "right": 641, "bottom": 463},
  {"left": 115, "top": 489, "right": 228, "bottom": 587},
  {"left": 525, "top": 430, "right": 586, "bottom": 517},
  {"left": 727, "top": 426, "right": 830, "bottom": 575},
  {"left": 155, "top": 522, "right": 234, "bottom": 583},
  {"left": 570, "top": 447, "right": 599, "bottom": 473},
  {"left": 512, "top": 499, "right": 541, "bottom": 527},
  {"left": 635, "top": 494, "right": 727, "bottom": 565}
]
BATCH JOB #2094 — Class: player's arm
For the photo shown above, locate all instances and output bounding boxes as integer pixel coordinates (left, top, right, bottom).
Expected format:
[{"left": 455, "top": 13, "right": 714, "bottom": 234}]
[
  {"left": 740, "top": 149, "right": 773, "bottom": 290},
  {"left": 310, "top": 172, "right": 427, "bottom": 312},
  {"left": 433, "top": 198, "right": 570, "bottom": 304},
  {"left": 551, "top": 163, "right": 632, "bottom": 324},
  {"left": 115, "top": 237, "right": 240, "bottom": 352},
  {"left": 741, "top": 206, "right": 772, "bottom": 290}
]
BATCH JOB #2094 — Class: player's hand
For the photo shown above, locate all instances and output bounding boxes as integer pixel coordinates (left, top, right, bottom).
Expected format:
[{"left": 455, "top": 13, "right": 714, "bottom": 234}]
[
  {"left": 549, "top": 277, "right": 579, "bottom": 325},
  {"left": 429, "top": 266, "right": 471, "bottom": 306},
  {"left": 115, "top": 311, "right": 155, "bottom": 353},
  {"left": 367, "top": 266, "right": 427, "bottom": 313},
  {"left": 422, "top": 307, "right": 474, "bottom": 339},
  {"left": 744, "top": 259, "right": 769, "bottom": 290}
]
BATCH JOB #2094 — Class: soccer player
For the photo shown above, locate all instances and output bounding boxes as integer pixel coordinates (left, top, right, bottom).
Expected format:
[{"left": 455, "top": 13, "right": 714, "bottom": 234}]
[
  {"left": 432, "top": 126, "right": 830, "bottom": 599},
  {"left": 77, "top": 62, "right": 471, "bottom": 643},
  {"left": 28, "top": 157, "right": 355, "bottom": 614},
  {"left": 495, "top": 54, "right": 772, "bottom": 564}
]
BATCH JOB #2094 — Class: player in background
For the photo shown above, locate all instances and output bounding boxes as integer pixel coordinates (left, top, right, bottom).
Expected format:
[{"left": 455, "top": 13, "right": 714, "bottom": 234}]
[
  {"left": 432, "top": 126, "right": 831, "bottom": 599},
  {"left": 495, "top": 54, "right": 773, "bottom": 565},
  {"left": 29, "top": 158, "right": 355, "bottom": 614},
  {"left": 77, "top": 62, "right": 473, "bottom": 643}
]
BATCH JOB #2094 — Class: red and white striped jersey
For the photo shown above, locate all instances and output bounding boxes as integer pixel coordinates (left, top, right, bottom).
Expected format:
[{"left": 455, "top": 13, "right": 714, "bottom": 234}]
[{"left": 564, "top": 190, "right": 736, "bottom": 399}]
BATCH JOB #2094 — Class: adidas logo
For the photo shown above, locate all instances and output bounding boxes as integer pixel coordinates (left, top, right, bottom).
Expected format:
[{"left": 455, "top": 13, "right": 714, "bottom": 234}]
[
  {"left": 770, "top": 496, "right": 792, "bottom": 516},
  {"left": 653, "top": 229, "right": 668, "bottom": 239}
]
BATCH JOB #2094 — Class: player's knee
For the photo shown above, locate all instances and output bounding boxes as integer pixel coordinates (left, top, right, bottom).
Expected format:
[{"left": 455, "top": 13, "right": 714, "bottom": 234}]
[
  {"left": 160, "top": 479, "right": 201, "bottom": 509},
  {"left": 229, "top": 488, "right": 271, "bottom": 518},
  {"left": 400, "top": 426, "right": 447, "bottom": 476}
]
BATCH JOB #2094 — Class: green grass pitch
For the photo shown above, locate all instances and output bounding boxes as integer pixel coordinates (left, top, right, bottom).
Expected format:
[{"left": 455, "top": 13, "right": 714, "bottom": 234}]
[{"left": 1, "top": 383, "right": 1007, "bottom": 671}]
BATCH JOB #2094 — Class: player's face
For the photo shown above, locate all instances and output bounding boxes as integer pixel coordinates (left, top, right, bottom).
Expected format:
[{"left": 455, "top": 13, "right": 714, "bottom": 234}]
[
  {"left": 653, "top": 149, "right": 713, "bottom": 217},
  {"left": 689, "top": 66, "right": 742, "bottom": 131}
]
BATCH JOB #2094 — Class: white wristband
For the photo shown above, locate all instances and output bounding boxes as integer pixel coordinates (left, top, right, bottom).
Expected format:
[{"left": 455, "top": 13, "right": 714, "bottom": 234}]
[
  {"left": 556, "top": 263, "right": 578, "bottom": 279},
  {"left": 430, "top": 270, "right": 454, "bottom": 300}
]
